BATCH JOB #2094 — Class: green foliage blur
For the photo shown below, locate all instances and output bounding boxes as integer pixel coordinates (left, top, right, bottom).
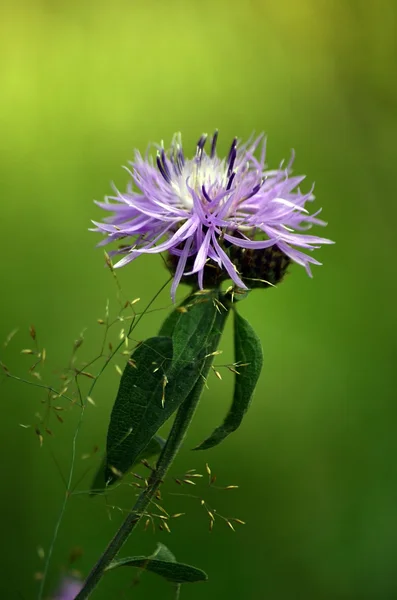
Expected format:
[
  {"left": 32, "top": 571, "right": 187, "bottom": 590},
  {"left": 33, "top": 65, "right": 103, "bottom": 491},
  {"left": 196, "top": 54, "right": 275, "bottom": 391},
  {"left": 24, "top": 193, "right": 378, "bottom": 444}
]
[{"left": 1, "top": 1, "right": 396, "bottom": 598}]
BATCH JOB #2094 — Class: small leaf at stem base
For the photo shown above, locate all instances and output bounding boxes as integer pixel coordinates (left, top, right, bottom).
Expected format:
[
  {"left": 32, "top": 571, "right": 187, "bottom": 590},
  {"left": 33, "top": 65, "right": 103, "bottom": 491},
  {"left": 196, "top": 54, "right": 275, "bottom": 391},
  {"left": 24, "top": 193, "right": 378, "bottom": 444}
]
[{"left": 106, "top": 542, "right": 207, "bottom": 584}]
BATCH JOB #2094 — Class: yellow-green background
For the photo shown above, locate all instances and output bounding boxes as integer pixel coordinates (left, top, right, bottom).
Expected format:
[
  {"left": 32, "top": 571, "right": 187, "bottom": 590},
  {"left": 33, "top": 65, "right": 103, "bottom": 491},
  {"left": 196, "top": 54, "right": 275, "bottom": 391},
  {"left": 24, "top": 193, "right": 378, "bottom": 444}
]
[{"left": 1, "top": 1, "right": 396, "bottom": 598}]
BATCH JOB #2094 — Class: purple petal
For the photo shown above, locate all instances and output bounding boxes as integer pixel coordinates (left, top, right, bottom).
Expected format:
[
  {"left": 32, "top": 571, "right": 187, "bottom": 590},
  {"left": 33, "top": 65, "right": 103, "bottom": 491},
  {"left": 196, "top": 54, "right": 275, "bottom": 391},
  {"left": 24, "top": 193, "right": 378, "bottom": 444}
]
[
  {"left": 93, "top": 131, "right": 333, "bottom": 298},
  {"left": 211, "top": 233, "right": 247, "bottom": 289},
  {"left": 171, "top": 237, "right": 193, "bottom": 301}
]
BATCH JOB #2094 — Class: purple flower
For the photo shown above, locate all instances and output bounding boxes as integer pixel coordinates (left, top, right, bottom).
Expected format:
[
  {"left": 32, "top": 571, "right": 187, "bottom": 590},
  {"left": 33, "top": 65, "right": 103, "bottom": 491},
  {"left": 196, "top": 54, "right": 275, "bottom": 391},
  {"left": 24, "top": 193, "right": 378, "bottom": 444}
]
[
  {"left": 52, "top": 576, "right": 82, "bottom": 600},
  {"left": 93, "top": 132, "right": 333, "bottom": 299}
]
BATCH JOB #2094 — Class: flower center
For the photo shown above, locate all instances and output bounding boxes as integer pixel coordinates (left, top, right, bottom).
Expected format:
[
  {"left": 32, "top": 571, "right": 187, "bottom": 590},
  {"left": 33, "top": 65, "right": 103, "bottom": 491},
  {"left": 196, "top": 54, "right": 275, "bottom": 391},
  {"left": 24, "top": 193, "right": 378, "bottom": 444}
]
[
  {"left": 172, "top": 157, "right": 228, "bottom": 210},
  {"left": 157, "top": 133, "right": 239, "bottom": 213}
]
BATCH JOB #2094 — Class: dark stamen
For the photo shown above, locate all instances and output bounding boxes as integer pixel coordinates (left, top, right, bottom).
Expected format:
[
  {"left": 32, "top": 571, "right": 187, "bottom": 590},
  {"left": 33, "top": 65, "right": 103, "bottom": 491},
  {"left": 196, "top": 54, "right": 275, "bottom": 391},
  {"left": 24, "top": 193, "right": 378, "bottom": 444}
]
[
  {"left": 227, "top": 146, "right": 237, "bottom": 178},
  {"left": 202, "top": 185, "right": 212, "bottom": 203},
  {"left": 171, "top": 146, "right": 184, "bottom": 175},
  {"left": 244, "top": 178, "right": 266, "bottom": 200},
  {"left": 226, "top": 172, "right": 236, "bottom": 191},
  {"left": 156, "top": 152, "right": 171, "bottom": 183},
  {"left": 161, "top": 149, "right": 171, "bottom": 180},
  {"left": 178, "top": 148, "right": 185, "bottom": 168},
  {"left": 196, "top": 134, "right": 208, "bottom": 162},
  {"left": 210, "top": 130, "right": 219, "bottom": 158},
  {"left": 197, "top": 134, "right": 208, "bottom": 151},
  {"left": 227, "top": 137, "right": 237, "bottom": 165},
  {"left": 169, "top": 151, "right": 177, "bottom": 174}
]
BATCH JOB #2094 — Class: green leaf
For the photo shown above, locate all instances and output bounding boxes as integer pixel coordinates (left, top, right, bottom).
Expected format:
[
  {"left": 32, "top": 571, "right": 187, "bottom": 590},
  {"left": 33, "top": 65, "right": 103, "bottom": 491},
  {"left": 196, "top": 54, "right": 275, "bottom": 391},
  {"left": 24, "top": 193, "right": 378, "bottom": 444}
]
[
  {"left": 103, "top": 336, "right": 182, "bottom": 484},
  {"left": 104, "top": 293, "right": 229, "bottom": 483},
  {"left": 194, "top": 309, "right": 263, "bottom": 450},
  {"left": 159, "top": 293, "right": 227, "bottom": 363},
  {"left": 171, "top": 297, "right": 218, "bottom": 366},
  {"left": 157, "top": 295, "right": 192, "bottom": 337},
  {"left": 152, "top": 542, "right": 176, "bottom": 563},
  {"left": 90, "top": 435, "right": 166, "bottom": 494},
  {"left": 106, "top": 542, "right": 207, "bottom": 584}
]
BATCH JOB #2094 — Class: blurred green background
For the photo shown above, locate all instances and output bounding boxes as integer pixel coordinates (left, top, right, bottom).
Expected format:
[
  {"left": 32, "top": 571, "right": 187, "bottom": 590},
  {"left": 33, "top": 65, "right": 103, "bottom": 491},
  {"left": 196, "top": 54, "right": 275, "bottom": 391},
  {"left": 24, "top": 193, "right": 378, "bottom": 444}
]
[{"left": 1, "top": 0, "right": 397, "bottom": 598}]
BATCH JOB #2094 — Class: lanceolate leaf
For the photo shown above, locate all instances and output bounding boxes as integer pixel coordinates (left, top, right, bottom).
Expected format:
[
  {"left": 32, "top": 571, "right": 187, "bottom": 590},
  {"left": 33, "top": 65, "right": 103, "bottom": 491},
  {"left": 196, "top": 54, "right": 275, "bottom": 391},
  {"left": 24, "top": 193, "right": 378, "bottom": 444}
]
[
  {"left": 104, "top": 337, "right": 187, "bottom": 484},
  {"left": 194, "top": 309, "right": 263, "bottom": 451},
  {"left": 90, "top": 435, "right": 166, "bottom": 494},
  {"left": 171, "top": 297, "right": 220, "bottom": 366},
  {"left": 104, "top": 293, "right": 229, "bottom": 483},
  {"left": 106, "top": 543, "right": 207, "bottom": 584},
  {"left": 157, "top": 295, "right": 193, "bottom": 337}
]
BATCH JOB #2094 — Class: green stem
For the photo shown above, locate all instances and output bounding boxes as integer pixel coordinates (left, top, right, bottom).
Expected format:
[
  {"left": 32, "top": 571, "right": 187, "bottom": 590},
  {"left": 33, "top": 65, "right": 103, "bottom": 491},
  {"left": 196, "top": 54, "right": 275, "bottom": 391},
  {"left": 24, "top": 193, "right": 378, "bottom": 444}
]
[
  {"left": 75, "top": 292, "right": 229, "bottom": 599},
  {"left": 74, "top": 380, "right": 203, "bottom": 599}
]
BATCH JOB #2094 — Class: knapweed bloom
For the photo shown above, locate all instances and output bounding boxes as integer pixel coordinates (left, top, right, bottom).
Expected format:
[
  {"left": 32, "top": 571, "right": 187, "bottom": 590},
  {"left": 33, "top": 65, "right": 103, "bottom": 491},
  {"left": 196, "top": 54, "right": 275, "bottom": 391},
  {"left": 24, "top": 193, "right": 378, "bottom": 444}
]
[{"left": 93, "top": 132, "right": 333, "bottom": 299}]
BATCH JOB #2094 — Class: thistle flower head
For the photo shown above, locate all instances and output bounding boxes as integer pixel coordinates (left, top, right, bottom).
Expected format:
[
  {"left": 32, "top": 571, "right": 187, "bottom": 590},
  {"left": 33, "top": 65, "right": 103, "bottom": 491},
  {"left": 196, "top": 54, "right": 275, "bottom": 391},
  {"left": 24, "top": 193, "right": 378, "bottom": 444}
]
[{"left": 93, "top": 132, "right": 333, "bottom": 299}]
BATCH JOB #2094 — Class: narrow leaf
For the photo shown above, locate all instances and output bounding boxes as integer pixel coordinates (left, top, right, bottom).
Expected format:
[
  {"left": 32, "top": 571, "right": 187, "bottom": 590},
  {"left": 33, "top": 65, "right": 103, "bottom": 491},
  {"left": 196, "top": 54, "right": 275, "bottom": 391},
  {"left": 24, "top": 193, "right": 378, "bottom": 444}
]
[
  {"left": 90, "top": 435, "right": 166, "bottom": 494},
  {"left": 106, "top": 542, "right": 207, "bottom": 584},
  {"left": 171, "top": 296, "right": 219, "bottom": 366},
  {"left": 104, "top": 293, "right": 229, "bottom": 483},
  {"left": 194, "top": 310, "right": 263, "bottom": 450},
  {"left": 104, "top": 337, "right": 187, "bottom": 484},
  {"left": 157, "top": 295, "right": 193, "bottom": 337}
]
